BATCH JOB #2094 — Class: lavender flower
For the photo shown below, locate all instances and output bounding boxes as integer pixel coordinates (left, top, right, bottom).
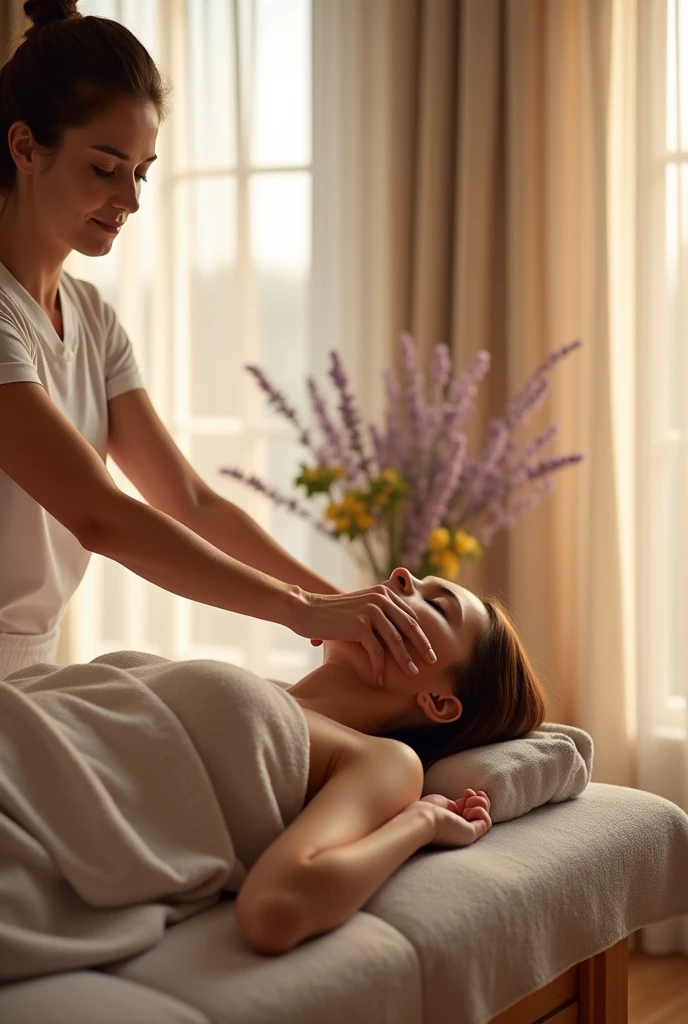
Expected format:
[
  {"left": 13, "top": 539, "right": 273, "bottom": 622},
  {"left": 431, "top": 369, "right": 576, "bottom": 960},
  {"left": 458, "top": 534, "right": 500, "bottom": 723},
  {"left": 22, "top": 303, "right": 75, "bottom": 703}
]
[
  {"left": 505, "top": 340, "right": 581, "bottom": 431},
  {"left": 450, "top": 419, "right": 511, "bottom": 522},
  {"left": 444, "top": 342, "right": 582, "bottom": 532},
  {"left": 246, "top": 366, "right": 313, "bottom": 451},
  {"left": 413, "top": 342, "right": 455, "bottom": 496},
  {"left": 219, "top": 468, "right": 333, "bottom": 537},
  {"left": 526, "top": 452, "right": 584, "bottom": 482},
  {"left": 399, "top": 332, "right": 441, "bottom": 502},
  {"left": 328, "top": 351, "right": 373, "bottom": 482},
  {"left": 382, "top": 369, "right": 404, "bottom": 470},
  {"left": 532, "top": 338, "right": 582, "bottom": 376},
  {"left": 399, "top": 333, "right": 426, "bottom": 470},
  {"left": 368, "top": 424, "right": 385, "bottom": 473},
  {"left": 507, "top": 423, "right": 561, "bottom": 487},
  {"left": 402, "top": 432, "right": 468, "bottom": 566},
  {"left": 443, "top": 350, "right": 491, "bottom": 431},
  {"left": 430, "top": 343, "right": 452, "bottom": 403},
  {"left": 506, "top": 375, "right": 551, "bottom": 431},
  {"left": 306, "top": 377, "right": 352, "bottom": 473}
]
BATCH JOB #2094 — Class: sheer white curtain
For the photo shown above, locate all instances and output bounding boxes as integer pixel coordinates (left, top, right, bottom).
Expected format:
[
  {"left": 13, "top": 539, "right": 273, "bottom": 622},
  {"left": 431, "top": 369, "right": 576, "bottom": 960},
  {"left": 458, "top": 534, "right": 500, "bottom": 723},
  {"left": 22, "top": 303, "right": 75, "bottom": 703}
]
[
  {"left": 632, "top": 0, "right": 688, "bottom": 955},
  {"left": 64, "top": 0, "right": 340, "bottom": 683}
]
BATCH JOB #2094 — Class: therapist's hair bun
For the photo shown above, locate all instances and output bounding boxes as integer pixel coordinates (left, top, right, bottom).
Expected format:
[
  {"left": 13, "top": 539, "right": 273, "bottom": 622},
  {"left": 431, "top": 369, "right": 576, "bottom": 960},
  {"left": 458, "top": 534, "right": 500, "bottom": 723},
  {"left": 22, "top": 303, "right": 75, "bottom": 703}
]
[{"left": 23, "top": 0, "right": 81, "bottom": 32}]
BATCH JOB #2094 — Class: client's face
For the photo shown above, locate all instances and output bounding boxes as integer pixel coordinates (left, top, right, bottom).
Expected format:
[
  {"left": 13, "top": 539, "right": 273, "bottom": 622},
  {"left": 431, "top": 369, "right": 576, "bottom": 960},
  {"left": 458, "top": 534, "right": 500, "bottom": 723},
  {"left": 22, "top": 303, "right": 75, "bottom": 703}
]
[
  {"left": 312, "top": 567, "right": 490, "bottom": 732},
  {"left": 382, "top": 567, "right": 487, "bottom": 682}
]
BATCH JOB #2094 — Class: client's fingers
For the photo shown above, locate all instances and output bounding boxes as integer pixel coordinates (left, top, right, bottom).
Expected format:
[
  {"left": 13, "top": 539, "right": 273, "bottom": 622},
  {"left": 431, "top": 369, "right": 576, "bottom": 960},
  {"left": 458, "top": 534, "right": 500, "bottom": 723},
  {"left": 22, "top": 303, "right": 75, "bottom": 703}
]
[
  {"left": 465, "top": 795, "right": 490, "bottom": 811},
  {"left": 464, "top": 807, "right": 491, "bottom": 828}
]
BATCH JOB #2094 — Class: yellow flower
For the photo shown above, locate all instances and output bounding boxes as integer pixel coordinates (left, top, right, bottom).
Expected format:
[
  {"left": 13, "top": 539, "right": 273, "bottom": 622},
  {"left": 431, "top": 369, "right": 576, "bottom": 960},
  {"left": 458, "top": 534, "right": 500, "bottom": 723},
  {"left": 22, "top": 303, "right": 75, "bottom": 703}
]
[
  {"left": 342, "top": 494, "right": 360, "bottom": 511},
  {"left": 454, "top": 531, "right": 481, "bottom": 557},
  {"left": 373, "top": 493, "right": 389, "bottom": 506},
  {"left": 437, "top": 550, "right": 460, "bottom": 580},
  {"left": 335, "top": 516, "right": 351, "bottom": 532},
  {"left": 428, "top": 527, "right": 451, "bottom": 552},
  {"left": 355, "top": 513, "right": 375, "bottom": 531},
  {"left": 381, "top": 469, "right": 406, "bottom": 490},
  {"left": 325, "top": 503, "right": 341, "bottom": 521},
  {"left": 333, "top": 466, "right": 345, "bottom": 478}
]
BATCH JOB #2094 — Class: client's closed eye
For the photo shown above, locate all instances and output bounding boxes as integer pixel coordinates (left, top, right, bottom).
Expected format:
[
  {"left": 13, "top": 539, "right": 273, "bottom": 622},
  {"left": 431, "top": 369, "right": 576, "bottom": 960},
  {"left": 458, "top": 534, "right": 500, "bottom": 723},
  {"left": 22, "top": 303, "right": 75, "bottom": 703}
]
[{"left": 426, "top": 598, "right": 448, "bottom": 621}]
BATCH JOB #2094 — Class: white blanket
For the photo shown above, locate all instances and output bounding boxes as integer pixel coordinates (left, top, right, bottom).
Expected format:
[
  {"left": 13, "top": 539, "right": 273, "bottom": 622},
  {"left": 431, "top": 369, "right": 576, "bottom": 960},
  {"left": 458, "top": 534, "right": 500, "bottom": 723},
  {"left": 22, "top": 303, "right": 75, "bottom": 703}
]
[{"left": 0, "top": 651, "right": 309, "bottom": 982}]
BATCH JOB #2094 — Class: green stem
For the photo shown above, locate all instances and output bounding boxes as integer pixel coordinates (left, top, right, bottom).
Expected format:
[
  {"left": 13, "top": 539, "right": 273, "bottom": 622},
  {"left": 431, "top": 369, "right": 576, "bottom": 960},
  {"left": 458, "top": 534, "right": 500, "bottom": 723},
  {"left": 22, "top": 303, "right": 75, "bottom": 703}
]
[{"left": 361, "top": 534, "right": 383, "bottom": 582}]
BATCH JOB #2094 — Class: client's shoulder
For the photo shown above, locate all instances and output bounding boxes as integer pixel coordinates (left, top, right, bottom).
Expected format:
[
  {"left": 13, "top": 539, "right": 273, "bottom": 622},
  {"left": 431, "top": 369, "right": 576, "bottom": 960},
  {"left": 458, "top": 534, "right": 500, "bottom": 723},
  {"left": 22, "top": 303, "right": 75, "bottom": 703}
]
[{"left": 300, "top": 705, "right": 423, "bottom": 804}]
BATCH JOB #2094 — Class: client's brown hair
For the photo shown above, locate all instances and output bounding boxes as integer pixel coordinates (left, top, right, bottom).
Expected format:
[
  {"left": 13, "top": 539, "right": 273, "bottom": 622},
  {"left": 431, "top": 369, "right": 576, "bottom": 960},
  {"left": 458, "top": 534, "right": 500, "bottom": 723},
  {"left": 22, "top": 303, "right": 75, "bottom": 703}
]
[{"left": 384, "top": 595, "right": 549, "bottom": 770}]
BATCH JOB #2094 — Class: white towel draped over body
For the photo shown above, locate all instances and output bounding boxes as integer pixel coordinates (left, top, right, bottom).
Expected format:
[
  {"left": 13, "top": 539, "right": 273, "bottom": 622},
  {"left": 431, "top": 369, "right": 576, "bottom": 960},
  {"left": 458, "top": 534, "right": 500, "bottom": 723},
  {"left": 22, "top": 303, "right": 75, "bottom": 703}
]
[{"left": 0, "top": 651, "right": 310, "bottom": 983}]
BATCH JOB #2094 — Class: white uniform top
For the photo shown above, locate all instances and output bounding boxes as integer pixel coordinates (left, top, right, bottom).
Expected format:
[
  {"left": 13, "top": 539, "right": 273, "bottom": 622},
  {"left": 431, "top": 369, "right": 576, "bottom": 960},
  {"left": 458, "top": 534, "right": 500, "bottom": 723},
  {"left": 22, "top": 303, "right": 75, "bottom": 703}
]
[{"left": 0, "top": 260, "right": 144, "bottom": 638}]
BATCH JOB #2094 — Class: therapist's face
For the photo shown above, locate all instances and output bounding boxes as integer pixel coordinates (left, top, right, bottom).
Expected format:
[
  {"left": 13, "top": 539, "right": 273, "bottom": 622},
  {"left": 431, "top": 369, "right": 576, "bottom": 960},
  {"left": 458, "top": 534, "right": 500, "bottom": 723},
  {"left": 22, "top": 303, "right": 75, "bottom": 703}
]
[{"left": 6, "top": 96, "right": 159, "bottom": 257}]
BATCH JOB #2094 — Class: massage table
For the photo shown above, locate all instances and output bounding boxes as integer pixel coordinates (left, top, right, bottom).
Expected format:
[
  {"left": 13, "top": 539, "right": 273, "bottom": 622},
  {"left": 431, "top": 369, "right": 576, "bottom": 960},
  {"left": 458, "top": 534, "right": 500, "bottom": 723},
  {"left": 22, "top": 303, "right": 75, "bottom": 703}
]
[{"left": 1, "top": 654, "right": 687, "bottom": 1023}]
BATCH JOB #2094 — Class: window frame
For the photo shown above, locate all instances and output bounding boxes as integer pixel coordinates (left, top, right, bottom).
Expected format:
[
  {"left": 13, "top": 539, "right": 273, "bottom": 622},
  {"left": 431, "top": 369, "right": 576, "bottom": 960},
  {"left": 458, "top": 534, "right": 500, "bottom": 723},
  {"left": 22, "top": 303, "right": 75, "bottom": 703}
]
[
  {"left": 69, "top": 0, "right": 323, "bottom": 682},
  {"left": 635, "top": 0, "right": 687, "bottom": 734}
]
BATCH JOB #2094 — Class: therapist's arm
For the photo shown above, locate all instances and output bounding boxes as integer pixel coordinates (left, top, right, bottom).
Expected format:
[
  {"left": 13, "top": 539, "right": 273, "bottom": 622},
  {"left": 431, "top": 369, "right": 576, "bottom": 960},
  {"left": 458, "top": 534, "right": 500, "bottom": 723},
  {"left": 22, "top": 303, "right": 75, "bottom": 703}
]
[
  {"left": 182, "top": 491, "right": 341, "bottom": 596},
  {"left": 106, "top": 388, "right": 342, "bottom": 596}
]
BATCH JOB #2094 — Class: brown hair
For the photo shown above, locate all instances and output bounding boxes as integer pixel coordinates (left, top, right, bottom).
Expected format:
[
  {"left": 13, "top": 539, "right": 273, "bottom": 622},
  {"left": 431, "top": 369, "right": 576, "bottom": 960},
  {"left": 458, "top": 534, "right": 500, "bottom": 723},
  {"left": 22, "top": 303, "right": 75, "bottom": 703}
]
[
  {"left": 384, "top": 595, "right": 549, "bottom": 770},
  {"left": 0, "top": 0, "right": 171, "bottom": 192}
]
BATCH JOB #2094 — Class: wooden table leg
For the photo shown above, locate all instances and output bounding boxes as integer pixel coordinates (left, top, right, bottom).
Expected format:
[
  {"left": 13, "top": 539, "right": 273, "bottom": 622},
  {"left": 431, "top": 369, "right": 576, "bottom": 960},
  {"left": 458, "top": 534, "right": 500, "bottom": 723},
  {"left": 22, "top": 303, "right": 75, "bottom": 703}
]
[{"left": 579, "top": 936, "right": 629, "bottom": 1023}]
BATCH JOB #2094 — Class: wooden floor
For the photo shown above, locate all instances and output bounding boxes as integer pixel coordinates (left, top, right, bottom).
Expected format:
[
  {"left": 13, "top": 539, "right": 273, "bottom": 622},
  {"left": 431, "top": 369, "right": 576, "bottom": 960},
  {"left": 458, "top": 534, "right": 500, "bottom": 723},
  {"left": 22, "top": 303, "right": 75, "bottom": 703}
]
[{"left": 629, "top": 951, "right": 688, "bottom": 1023}]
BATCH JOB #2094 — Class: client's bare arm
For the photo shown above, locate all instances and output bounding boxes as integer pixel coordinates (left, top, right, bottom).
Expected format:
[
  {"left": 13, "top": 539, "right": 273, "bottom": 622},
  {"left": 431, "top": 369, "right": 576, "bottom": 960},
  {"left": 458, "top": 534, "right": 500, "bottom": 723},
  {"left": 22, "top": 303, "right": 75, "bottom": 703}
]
[{"left": 235, "top": 739, "right": 491, "bottom": 955}]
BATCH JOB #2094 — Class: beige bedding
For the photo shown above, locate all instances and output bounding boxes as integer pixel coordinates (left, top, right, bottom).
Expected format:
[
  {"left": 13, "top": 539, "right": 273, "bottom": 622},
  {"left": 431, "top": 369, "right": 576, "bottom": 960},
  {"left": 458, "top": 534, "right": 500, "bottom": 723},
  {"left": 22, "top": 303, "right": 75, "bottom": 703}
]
[
  {"left": 2, "top": 649, "right": 688, "bottom": 1024},
  {"left": 0, "top": 651, "right": 309, "bottom": 982},
  {"left": 1, "top": 784, "right": 684, "bottom": 1024}
]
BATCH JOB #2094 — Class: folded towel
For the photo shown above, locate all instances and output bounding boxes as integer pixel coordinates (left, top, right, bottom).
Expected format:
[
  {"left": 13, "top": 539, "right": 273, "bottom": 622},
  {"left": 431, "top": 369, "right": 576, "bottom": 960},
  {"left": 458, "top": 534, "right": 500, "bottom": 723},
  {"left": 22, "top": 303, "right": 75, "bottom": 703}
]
[
  {"left": 423, "top": 721, "right": 594, "bottom": 822},
  {"left": 0, "top": 651, "right": 309, "bottom": 982}
]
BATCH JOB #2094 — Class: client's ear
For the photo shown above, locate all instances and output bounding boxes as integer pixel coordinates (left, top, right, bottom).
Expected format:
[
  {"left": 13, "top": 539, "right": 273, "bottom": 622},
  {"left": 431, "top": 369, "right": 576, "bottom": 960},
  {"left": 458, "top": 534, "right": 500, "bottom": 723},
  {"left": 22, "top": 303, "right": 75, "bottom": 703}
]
[{"left": 416, "top": 690, "right": 462, "bottom": 725}]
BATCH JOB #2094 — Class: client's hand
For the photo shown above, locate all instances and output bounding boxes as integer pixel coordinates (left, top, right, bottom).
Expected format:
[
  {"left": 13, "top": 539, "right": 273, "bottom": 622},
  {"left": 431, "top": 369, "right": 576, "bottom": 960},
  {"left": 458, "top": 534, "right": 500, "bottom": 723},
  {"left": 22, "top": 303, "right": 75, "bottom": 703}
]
[
  {"left": 418, "top": 789, "right": 492, "bottom": 849},
  {"left": 289, "top": 584, "right": 437, "bottom": 686}
]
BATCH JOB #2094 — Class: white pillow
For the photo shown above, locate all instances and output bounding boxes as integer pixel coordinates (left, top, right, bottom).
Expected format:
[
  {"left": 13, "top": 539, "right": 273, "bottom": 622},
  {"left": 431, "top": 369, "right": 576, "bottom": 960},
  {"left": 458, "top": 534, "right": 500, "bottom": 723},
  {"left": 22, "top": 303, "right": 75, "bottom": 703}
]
[{"left": 423, "top": 722, "right": 594, "bottom": 823}]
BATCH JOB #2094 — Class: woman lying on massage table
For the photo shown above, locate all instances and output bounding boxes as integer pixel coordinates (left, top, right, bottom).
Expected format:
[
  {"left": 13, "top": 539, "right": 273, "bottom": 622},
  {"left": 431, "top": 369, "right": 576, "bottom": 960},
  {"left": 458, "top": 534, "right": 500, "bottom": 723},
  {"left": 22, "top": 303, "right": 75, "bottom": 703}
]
[
  {"left": 0, "top": 565, "right": 547, "bottom": 979},
  {"left": 235, "top": 565, "right": 547, "bottom": 955}
]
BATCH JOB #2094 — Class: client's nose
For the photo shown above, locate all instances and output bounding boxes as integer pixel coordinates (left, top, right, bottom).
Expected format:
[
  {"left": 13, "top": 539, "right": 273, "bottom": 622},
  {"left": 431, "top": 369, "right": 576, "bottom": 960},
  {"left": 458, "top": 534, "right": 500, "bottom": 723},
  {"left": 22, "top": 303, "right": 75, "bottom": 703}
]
[{"left": 390, "top": 567, "right": 415, "bottom": 593}]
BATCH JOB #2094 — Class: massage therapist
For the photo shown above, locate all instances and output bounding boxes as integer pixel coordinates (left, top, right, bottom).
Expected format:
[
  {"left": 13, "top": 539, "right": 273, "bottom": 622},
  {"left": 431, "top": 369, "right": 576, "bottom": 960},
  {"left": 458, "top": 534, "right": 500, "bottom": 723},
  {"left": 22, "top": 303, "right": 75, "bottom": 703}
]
[{"left": 0, "top": 1, "right": 436, "bottom": 681}]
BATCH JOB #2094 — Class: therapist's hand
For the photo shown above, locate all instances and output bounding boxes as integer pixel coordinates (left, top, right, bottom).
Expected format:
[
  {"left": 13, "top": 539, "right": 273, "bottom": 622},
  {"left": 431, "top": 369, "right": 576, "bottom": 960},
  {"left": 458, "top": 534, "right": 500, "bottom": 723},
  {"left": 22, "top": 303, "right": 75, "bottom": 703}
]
[{"left": 287, "top": 584, "right": 437, "bottom": 686}]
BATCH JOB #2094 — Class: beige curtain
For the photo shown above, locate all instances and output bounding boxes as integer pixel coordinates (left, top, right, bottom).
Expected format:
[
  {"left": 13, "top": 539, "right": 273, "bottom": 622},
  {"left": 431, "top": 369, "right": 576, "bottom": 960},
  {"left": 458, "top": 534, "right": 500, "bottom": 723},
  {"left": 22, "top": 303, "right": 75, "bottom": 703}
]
[{"left": 313, "top": 0, "right": 632, "bottom": 782}]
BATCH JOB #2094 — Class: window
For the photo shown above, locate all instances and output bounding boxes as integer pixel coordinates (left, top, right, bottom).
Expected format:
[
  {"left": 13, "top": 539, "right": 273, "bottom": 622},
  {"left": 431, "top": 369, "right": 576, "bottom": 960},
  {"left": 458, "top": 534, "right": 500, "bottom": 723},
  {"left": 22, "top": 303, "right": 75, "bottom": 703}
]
[
  {"left": 636, "top": 0, "right": 687, "bottom": 730},
  {"left": 69, "top": 0, "right": 323, "bottom": 682}
]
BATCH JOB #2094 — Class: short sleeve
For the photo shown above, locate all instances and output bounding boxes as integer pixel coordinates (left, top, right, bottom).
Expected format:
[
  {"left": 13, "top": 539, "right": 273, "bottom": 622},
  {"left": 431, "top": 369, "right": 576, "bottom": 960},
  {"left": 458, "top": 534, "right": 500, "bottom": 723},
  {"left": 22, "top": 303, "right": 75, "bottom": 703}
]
[
  {"left": 0, "top": 316, "right": 42, "bottom": 388},
  {"left": 103, "top": 301, "right": 145, "bottom": 400}
]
